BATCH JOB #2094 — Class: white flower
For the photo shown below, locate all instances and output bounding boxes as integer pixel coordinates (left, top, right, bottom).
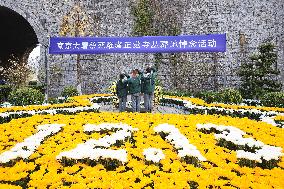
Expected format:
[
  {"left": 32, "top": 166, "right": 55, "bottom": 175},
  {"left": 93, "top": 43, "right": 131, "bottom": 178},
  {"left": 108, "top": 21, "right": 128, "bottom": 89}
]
[
  {"left": 154, "top": 124, "right": 206, "bottom": 162},
  {"left": 237, "top": 150, "right": 262, "bottom": 163},
  {"left": 143, "top": 148, "right": 165, "bottom": 163},
  {"left": 178, "top": 149, "right": 207, "bottom": 161},
  {"left": 198, "top": 123, "right": 283, "bottom": 162},
  {"left": 0, "top": 124, "right": 65, "bottom": 164}
]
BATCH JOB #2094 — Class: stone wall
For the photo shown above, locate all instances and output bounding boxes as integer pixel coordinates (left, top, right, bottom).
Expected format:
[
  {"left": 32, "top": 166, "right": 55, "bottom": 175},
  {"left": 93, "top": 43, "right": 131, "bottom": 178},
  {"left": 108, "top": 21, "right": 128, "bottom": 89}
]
[{"left": 0, "top": 0, "right": 283, "bottom": 96}]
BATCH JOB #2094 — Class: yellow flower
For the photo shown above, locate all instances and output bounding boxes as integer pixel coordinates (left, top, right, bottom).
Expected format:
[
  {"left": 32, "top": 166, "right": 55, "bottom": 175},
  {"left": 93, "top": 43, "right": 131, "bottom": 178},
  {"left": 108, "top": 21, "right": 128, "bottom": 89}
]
[{"left": 0, "top": 100, "right": 283, "bottom": 188}]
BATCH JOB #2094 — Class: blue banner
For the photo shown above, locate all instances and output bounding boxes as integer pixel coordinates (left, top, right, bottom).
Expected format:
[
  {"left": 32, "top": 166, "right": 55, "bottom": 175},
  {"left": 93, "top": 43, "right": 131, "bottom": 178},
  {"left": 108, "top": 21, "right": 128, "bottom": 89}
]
[{"left": 49, "top": 34, "right": 226, "bottom": 54}]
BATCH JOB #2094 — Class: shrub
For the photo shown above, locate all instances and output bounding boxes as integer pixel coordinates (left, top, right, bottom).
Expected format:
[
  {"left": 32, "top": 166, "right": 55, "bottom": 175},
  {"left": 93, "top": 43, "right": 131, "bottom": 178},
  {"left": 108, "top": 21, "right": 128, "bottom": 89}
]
[
  {"left": 238, "top": 43, "right": 282, "bottom": 99},
  {"left": 61, "top": 86, "right": 79, "bottom": 98},
  {"left": 261, "top": 92, "right": 284, "bottom": 108},
  {"left": 8, "top": 87, "right": 44, "bottom": 106},
  {"left": 28, "top": 81, "right": 45, "bottom": 94},
  {"left": 195, "top": 91, "right": 220, "bottom": 104},
  {"left": 47, "top": 97, "right": 58, "bottom": 105},
  {"left": 219, "top": 88, "right": 243, "bottom": 104},
  {"left": 0, "top": 85, "right": 12, "bottom": 103},
  {"left": 28, "top": 81, "right": 38, "bottom": 86},
  {"left": 195, "top": 89, "right": 243, "bottom": 104}
]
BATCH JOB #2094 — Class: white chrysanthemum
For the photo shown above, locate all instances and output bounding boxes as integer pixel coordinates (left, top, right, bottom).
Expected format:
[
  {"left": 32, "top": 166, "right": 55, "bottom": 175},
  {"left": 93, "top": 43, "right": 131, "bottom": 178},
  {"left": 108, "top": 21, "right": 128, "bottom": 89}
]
[{"left": 143, "top": 148, "right": 165, "bottom": 163}]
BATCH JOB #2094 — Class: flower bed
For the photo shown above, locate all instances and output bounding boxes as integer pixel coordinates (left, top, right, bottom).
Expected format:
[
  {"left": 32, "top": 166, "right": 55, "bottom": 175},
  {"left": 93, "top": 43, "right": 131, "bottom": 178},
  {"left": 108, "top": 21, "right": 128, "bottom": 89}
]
[
  {"left": 160, "top": 96, "right": 284, "bottom": 123},
  {"left": 0, "top": 104, "right": 100, "bottom": 124},
  {"left": 0, "top": 95, "right": 96, "bottom": 114},
  {"left": 274, "top": 115, "right": 284, "bottom": 128},
  {"left": 0, "top": 111, "right": 283, "bottom": 188},
  {"left": 165, "top": 96, "right": 284, "bottom": 113}
]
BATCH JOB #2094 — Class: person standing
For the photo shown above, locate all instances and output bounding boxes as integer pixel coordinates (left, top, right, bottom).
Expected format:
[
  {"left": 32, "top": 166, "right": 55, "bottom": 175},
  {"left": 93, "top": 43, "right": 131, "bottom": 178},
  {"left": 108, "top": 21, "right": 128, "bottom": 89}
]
[
  {"left": 142, "top": 67, "right": 157, "bottom": 113},
  {"left": 128, "top": 69, "right": 142, "bottom": 112},
  {"left": 116, "top": 74, "right": 128, "bottom": 112}
]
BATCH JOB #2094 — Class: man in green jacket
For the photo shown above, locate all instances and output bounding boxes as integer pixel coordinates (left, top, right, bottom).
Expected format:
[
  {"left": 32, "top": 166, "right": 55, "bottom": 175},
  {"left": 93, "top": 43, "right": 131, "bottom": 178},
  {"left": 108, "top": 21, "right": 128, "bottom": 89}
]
[
  {"left": 142, "top": 67, "right": 157, "bottom": 113},
  {"left": 127, "top": 69, "right": 142, "bottom": 112},
  {"left": 116, "top": 74, "right": 128, "bottom": 112}
]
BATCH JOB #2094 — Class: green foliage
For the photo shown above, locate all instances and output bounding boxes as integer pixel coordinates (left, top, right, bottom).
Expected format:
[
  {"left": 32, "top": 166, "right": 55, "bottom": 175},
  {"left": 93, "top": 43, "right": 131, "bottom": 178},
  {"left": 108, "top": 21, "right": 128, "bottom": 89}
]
[
  {"left": 238, "top": 43, "right": 282, "bottom": 99},
  {"left": 131, "top": 0, "right": 155, "bottom": 36},
  {"left": 8, "top": 87, "right": 44, "bottom": 106},
  {"left": 0, "top": 85, "right": 12, "bottom": 103},
  {"left": 195, "top": 89, "right": 243, "bottom": 104},
  {"left": 261, "top": 92, "right": 284, "bottom": 108},
  {"left": 219, "top": 88, "right": 243, "bottom": 104},
  {"left": 61, "top": 86, "right": 79, "bottom": 98},
  {"left": 195, "top": 91, "right": 220, "bottom": 104},
  {"left": 131, "top": 0, "right": 184, "bottom": 86},
  {"left": 28, "top": 81, "right": 45, "bottom": 94},
  {"left": 28, "top": 81, "right": 38, "bottom": 86},
  {"left": 47, "top": 97, "right": 59, "bottom": 105}
]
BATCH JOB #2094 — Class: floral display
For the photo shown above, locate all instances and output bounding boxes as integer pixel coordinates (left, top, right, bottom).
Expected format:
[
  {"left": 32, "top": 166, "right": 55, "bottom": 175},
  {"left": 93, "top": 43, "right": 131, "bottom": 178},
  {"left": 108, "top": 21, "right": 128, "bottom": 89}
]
[
  {"left": 154, "top": 123, "right": 206, "bottom": 165},
  {"left": 57, "top": 123, "right": 138, "bottom": 166},
  {"left": 275, "top": 115, "right": 284, "bottom": 122},
  {"left": 160, "top": 96, "right": 284, "bottom": 124},
  {"left": 0, "top": 110, "right": 283, "bottom": 188},
  {"left": 197, "top": 123, "right": 282, "bottom": 168},
  {"left": 0, "top": 94, "right": 99, "bottom": 114},
  {"left": 0, "top": 124, "right": 65, "bottom": 164},
  {"left": 0, "top": 104, "right": 100, "bottom": 124},
  {"left": 161, "top": 95, "right": 284, "bottom": 113}
]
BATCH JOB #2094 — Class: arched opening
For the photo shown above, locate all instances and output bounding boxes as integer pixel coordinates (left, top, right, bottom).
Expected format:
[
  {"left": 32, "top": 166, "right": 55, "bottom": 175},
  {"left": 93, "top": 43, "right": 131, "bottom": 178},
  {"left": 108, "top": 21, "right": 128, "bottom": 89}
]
[{"left": 0, "top": 6, "right": 39, "bottom": 81}]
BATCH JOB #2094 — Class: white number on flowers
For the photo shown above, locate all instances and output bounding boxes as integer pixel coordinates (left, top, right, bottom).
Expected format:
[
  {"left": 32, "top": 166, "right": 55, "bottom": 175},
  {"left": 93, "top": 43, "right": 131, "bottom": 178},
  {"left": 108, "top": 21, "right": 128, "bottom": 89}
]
[
  {"left": 143, "top": 148, "right": 165, "bottom": 163},
  {"left": 154, "top": 124, "right": 207, "bottom": 164},
  {"left": 197, "top": 123, "right": 283, "bottom": 165},
  {"left": 0, "top": 124, "right": 65, "bottom": 164},
  {"left": 56, "top": 123, "right": 139, "bottom": 164}
]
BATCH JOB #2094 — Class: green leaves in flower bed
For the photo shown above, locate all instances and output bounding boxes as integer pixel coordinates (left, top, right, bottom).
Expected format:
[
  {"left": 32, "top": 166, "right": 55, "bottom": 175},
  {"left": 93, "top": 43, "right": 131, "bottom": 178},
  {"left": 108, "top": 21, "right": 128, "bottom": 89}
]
[
  {"left": 195, "top": 91, "right": 220, "bottom": 104},
  {"left": 217, "top": 138, "right": 260, "bottom": 153},
  {"left": 275, "top": 120, "right": 284, "bottom": 128},
  {"left": 261, "top": 92, "right": 284, "bottom": 108},
  {"left": 184, "top": 107, "right": 263, "bottom": 120},
  {"left": 159, "top": 98, "right": 184, "bottom": 107},
  {"left": 8, "top": 87, "right": 44, "bottom": 106},
  {"left": 0, "top": 107, "right": 99, "bottom": 124},
  {"left": 60, "top": 157, "right": 122, "bottom": 171},
  {"left": 195, "top": 88, "right": 243, "bottom": 104},
  {"left": 160, "top": 97, "right": 264, "bottom": 120},
  {"left": 91, "top": 97, "right": 114, "bottom": 104},
  {"left": 188, "top": 181, "right": 199, "bottom": 189},
  {"left": 238, "top": 158, "right": 280, "bottom": 170},
  {"left": 219, "top": 88, "right": 243, "bottom": 104}
]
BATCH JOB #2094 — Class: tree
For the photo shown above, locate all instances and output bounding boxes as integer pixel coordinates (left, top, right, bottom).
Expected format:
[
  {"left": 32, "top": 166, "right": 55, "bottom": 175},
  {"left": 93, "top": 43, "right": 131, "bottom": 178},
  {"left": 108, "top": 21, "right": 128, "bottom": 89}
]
[
  {"left": 1, "top": 55, "right": 33, "bottom": 88},
  {"left": 238, "top": 43, "right": 282, "bottom": 99},
  {"left": 59, "top": 3, "right": 96, "bottom": 95}
]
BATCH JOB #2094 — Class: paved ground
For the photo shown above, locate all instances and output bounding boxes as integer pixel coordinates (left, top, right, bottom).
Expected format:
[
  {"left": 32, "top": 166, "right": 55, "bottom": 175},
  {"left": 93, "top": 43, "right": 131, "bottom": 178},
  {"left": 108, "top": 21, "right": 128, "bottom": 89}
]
[
  {"left": 99, "top": 95, "right": 188, "bottom": 114},
  {"left": 100, "top": 104, "right": 188, "bottom": 114}
]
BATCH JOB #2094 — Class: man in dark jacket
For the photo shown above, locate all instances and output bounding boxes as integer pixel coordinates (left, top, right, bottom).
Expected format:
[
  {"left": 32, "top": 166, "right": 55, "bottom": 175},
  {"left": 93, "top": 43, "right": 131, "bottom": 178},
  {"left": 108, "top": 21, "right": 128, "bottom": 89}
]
[
  {"left": 116, "top": 74, "right": 128, "bottom": 112},
  {"left": 142, "top": 67, "right": 156, "bottom": 113},
  {"left": 127, "top": 69, "right": 142, "bottom": 112}
]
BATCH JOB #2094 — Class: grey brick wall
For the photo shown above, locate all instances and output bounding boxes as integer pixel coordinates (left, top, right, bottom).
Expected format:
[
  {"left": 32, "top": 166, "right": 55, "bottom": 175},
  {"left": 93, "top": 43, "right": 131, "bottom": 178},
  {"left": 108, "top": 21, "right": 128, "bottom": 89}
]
[{"left": 0, "top": 0, "right": 283, "bottom": 96}]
